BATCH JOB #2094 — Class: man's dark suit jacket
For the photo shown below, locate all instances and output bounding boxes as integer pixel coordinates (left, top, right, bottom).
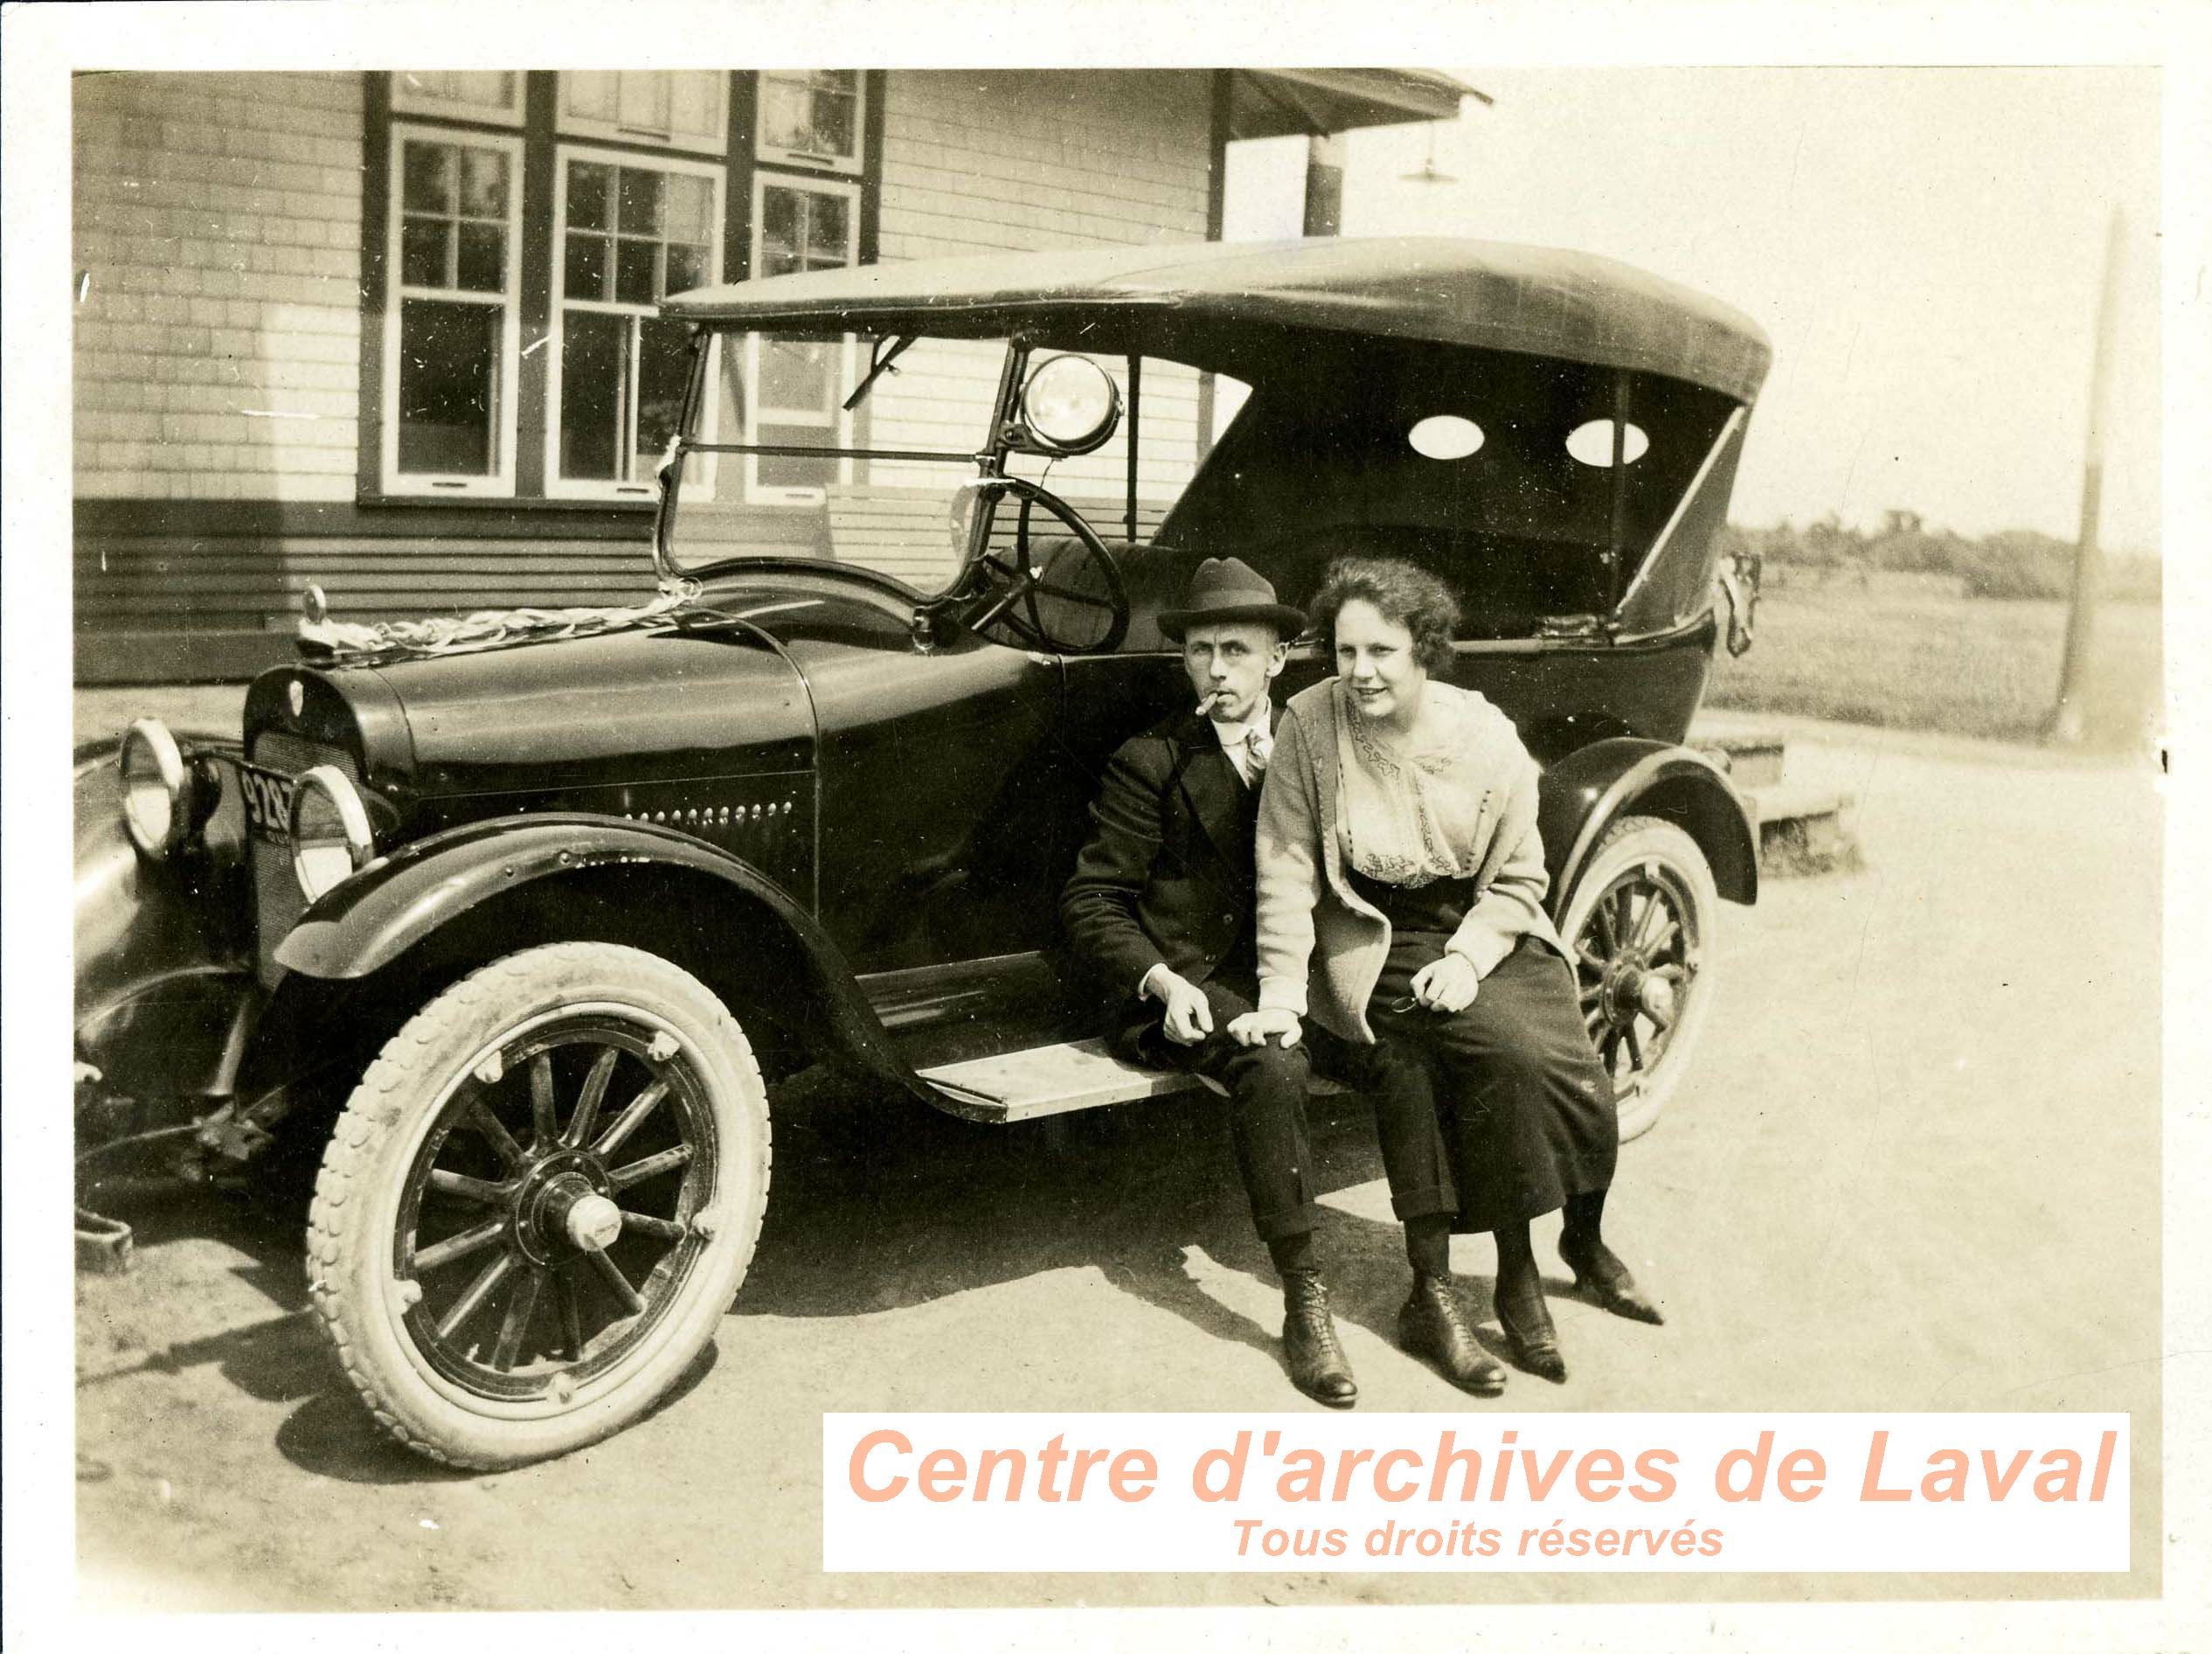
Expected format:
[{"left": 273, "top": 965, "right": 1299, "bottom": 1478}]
[{"left": 1060, "top": 707, "right": 1276, "bottom": 1055}]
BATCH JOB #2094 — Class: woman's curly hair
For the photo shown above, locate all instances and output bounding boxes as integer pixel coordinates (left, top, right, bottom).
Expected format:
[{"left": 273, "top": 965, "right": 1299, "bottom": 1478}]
[{"left": 1308, "top": 556, "right": 1460, "bottom": 676}]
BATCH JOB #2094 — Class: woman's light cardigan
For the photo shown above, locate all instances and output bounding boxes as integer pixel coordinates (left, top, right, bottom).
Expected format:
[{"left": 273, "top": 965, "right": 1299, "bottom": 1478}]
[{"left": 1253, "top": 678, "right": 1568, "bottom": 1044}]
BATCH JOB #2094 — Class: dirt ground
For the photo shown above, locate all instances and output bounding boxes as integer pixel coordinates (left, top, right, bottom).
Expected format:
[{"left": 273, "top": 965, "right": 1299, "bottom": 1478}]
[{"left": 69, "top": 714, "right": 2163, "bottom": 1614}]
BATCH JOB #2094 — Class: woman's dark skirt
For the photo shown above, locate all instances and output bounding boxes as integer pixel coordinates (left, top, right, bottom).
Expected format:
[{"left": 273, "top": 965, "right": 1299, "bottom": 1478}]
[{"left": 1363, "top": 922, "right": 1619, "bottom": 1236}]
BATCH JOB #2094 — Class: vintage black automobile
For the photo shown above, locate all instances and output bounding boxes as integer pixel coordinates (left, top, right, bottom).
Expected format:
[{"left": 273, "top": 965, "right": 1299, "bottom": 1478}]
[{"left": 75, "top": 237, "right": 1769, "bottom": 1467}]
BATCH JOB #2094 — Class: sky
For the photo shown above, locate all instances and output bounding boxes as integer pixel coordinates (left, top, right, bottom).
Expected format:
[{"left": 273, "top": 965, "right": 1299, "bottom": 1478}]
[{"left": 1224, "top": 67, "right": 2163, "bottom": 554}]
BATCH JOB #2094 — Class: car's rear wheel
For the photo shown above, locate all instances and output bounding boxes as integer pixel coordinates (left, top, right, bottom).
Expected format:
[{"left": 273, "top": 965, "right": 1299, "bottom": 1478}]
[
  {"left": 304, "top": 942, "right": 769, "bottom": 1470},
  {"left": 1559, "top": 816, "right": 1719, "bottom": 1143}
]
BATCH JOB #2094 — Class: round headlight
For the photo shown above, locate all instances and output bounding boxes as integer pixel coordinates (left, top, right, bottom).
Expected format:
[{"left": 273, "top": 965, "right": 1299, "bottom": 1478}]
[
  {"left": 119, "top": 718, "right": 189, "bottom": 858},
  {"left": 1018, "top": 354, "right": 1120, "bottom": 455},
  {"left": 289, "top": 765, "right": 375, "bottom": 900}
]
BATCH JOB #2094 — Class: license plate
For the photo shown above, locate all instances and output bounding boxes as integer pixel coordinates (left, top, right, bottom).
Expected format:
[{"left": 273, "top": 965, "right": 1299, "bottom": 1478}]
[{"left": 240, "top": 763, "right": 295, "bottom": 841}]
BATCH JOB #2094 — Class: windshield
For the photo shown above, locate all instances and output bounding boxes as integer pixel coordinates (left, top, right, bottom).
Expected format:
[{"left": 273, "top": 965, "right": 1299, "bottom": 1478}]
[{"left": 660, "top": 329, "right": 1216, "bottom": 597}]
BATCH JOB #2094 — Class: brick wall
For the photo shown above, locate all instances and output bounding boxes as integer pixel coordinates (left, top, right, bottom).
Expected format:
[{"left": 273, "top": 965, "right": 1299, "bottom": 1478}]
[{"left": 73, "top": 72, "right": 364, "bottom": 502}]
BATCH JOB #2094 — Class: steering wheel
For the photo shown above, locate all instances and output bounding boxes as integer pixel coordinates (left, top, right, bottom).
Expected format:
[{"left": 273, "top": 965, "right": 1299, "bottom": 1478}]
[{"left": 962, "top": 477, "right": 1129, "bottom": 654}]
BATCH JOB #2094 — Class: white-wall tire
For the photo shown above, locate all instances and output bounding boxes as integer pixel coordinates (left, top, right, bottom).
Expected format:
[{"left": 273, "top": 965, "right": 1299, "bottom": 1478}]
[
  {"left": 303, "top": 942, "right": 769, "bottom": 1470},
  {"left": 1558, "top": 816, "right": 1721, "bottom": 1142}
]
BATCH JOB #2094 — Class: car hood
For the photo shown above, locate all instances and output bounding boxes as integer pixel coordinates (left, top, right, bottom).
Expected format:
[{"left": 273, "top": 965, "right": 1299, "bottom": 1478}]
[
  {"left": 297, "top": 618, "right": 817, "bottom": 798},
  {"left": 253, "top": 581, "right": 945, "bottom": 800}
]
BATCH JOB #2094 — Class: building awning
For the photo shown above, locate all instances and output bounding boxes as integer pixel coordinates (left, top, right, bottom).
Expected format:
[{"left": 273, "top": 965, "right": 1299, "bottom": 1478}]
[{"left": 1225, "top": 68, "right": 1487, "bottom": 140}]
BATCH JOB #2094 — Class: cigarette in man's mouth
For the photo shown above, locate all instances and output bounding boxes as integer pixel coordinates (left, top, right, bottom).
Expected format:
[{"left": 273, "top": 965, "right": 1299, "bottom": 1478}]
[{"left": 1196, "top": 690, "right": 1227, "bottom": 715}]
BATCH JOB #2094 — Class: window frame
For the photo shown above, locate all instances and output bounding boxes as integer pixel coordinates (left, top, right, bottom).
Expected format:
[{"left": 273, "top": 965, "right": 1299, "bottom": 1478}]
[
  {"left": 753, "top": 70, "right": 867, "bottom": 175},
  {"left": 378, "top": 121, "right": 529, "bottom": 499},
  {"left": 544, "top": 142, "right": 728, "bottom": 502},
  {"left": 360, "top": 70, "right": 883, "bottom": 515},
  {"left": 389, "top": 70, "right": 525, "bottom": 128},
  {"left": 554, "top": 71, "right": 730, "bottom": 157},
  {"left": 744, "top": 170, "right": 864, "bottom": 504}
]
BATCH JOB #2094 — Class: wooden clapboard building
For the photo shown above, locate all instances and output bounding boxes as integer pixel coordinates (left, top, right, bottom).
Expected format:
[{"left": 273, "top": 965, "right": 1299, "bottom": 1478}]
[{"left": 71, "top": 68, "right": 1468, "bottom": 683}]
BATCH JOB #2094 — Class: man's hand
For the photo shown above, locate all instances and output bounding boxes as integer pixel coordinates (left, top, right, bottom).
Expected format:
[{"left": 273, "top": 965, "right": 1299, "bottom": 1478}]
[
  {"left": 1152, "top": 970, "right": 1216, "bottom": 1046},
  {"left": 1409, "top": 952, "right": 1480, "bottom": 1013},
  {"left": 1228, "top": 1007, "right": 1302, "bottom": 1049}
]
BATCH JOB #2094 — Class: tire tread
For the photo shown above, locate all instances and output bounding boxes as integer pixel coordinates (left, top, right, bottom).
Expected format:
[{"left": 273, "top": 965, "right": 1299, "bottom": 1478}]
[{"left": 302, "top": 942, "right": 770, "bottom": 1470}]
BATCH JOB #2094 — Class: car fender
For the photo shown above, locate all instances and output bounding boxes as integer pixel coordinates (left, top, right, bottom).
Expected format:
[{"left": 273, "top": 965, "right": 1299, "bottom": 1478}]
[
  {"left": 1537, "top": 739, "right": 1758, "bottom": 915},
  {"left": 274, "top": 812, "right": 922, "bottom": 1097},
  {"left": 74, "top": 738, "right": 257, "bottom": 1104}
]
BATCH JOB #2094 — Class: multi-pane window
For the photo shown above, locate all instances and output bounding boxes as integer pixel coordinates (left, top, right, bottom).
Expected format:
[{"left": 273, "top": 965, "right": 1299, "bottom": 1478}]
[
  {"left": 558, "top": 71, "right": 727, "bottom": 155},
  {"left": 549, "top": 150, "right": 724, "bottom": 497},
  {"left": 744, "top": 175, "right": 862, "bottom": 502},
  {"left": 381, "top": 125, "right": 524, "bottom": 494},
  {"left": 374, "top": 70, "right": 869, "bottom": 505},
  {"left": 757, "top": 176, "right": 854, "bottom": 276},
  {"left": 756, "top": 71, "right": 864, "bottom": 173},
  {"left": 390, "top": 70, "right": 524, "bottom": 126}
]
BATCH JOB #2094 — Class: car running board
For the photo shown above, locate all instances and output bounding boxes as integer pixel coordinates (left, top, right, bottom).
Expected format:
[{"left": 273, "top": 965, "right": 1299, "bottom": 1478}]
[
  {"left": 919, "top": 1037, "right": 1204, "bottom": 1122},
  {"left": 918, "top": 1035, "right": 1349, "bottom": 1124}
]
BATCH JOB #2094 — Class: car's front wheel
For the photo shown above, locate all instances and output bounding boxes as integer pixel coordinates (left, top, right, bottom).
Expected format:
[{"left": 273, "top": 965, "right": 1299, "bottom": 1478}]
[
  {"left": 1559, "top": 816, "right": 1720, "bottom": 1143},
  {"left": 305, "top": 942, "right": 769, "bottom": 1469}
]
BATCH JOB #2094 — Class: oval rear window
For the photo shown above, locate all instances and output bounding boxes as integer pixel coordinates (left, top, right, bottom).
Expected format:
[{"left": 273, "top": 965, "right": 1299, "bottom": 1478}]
[
  {"left": 1407, "top": 414, "right": 1484, "bottom": 461},
  {"left": 1566, "top": 419, "right": 1649, "bottom": 466}
]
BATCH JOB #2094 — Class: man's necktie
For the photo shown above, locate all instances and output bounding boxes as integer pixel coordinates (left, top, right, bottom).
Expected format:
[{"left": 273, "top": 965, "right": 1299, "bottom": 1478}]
[{"left": 1244, "top": 726, "right": 1272, "bottom": 780}]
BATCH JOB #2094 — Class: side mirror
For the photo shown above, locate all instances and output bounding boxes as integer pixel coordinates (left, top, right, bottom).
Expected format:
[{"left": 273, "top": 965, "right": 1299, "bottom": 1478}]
[{"left": 1014, "top": 354, "right": 1120, "bottom": 457}]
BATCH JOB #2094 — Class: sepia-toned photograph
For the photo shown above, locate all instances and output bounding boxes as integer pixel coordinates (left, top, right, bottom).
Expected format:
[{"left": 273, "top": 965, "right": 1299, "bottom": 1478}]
[{"left": 6, "top": 3, "right": 2202, "bottom": 1644}]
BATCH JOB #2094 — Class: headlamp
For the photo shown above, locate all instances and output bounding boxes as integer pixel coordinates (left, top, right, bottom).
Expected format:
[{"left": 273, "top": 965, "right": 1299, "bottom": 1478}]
[
  {"left": 1017, "top": 354, "right": 1120, "bottom": 456},
  {"left": 289, "top": 764, "right": 376, "bottom": 900},
  {"left": 119, "top": 719, "right": 190, "bottom": 858}
]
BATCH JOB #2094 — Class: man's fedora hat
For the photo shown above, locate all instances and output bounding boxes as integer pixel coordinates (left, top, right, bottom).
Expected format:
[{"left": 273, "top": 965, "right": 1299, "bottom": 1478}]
[{"left": 1158, "top": 556, "right": 1308, "bottom": 642}]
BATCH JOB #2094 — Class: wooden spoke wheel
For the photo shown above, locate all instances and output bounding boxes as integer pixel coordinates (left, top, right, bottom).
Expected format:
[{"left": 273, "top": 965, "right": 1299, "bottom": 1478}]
[
  {"left": 1560, "top": 816, "right": 1720, "bottom": 1142},
  {"left": 306, "top": 944, "right": 769, "bottom": 1469}
]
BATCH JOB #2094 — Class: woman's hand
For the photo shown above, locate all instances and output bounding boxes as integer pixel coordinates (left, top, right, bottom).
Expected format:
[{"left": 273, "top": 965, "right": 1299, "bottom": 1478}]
[
  {"left": 1228, "top": 1008, "right": 1303, "bottom": 1049},
  {"left": 1409, "top": 952, "right": 1480, "bottom": 1013}
]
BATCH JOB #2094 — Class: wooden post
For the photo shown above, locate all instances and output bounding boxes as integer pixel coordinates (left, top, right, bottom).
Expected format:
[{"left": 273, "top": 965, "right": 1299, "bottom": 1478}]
[
  {"left": 2048, "top": 206, "right": 2125, "bottom": 746},
  {"left": 1195, "top": 70, "right": 1232, "bottom": 461},
  {"left": 1302, "top": 132, "right": 1345, "bottom": 237}
]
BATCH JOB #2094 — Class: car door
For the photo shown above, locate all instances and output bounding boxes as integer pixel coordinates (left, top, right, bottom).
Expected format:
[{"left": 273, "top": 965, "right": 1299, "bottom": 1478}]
[{"left": 777, "top": 596, "right": 1070, "bottom": 991}]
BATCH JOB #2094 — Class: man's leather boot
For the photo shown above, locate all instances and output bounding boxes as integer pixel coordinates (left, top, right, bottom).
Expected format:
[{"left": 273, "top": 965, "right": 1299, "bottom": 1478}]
[
  {"left": 1399, "top": 1273, "right": 1508, "bottom": 1396},
  {"left": 1281, "top": 1269, "right": 1357, "bottom": 1407}
]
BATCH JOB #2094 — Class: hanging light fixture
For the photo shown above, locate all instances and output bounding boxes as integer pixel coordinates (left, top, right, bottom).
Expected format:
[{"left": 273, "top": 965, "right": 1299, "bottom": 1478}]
[{"left": 1400, "top": 119, "right": 1457, "bottom": 186}]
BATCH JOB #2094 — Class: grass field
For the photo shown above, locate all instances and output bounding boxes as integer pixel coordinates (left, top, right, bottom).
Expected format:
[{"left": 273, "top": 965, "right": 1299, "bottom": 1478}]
[{"left": 1705, "top": 582, "right": 2162, "bottom": 750}]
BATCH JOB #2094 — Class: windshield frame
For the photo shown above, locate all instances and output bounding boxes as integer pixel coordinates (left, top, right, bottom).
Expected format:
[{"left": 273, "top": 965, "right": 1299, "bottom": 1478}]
[{"left": 651, "top": 325, "right": 1032, "bottom": 595}]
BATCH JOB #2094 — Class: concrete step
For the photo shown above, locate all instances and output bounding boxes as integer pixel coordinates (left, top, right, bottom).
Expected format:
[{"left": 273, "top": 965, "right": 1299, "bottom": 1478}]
[
  {"left": 1695, "top": 733, "right": 1787, "bottom": 789},
  {"left": 1748, "top": 777, "right": 1850, "bottom": 826},
  {"left": 1744, "top": 780, "right": 1861, "bottom": 876},
  {"left": 1695, "top": 726, "right": 1862, "bottom": 877}
]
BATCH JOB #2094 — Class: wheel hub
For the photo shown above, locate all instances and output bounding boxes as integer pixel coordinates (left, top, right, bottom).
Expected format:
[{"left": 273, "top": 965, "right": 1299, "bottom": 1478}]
[
  {"left": 1600, "top": 955, "right": 1649, "bottom": 1025},
  {"left": 511, "top": 1150, "right": 620, "bottom": 1266},
  {"left": 541, "top": 1178, "right": 624, "bottom": 1254}
]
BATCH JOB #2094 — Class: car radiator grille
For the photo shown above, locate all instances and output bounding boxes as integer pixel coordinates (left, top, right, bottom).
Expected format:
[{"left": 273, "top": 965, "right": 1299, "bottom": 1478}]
[{"left": 247, "top": 730, "right": 360, "bottom": 987}]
